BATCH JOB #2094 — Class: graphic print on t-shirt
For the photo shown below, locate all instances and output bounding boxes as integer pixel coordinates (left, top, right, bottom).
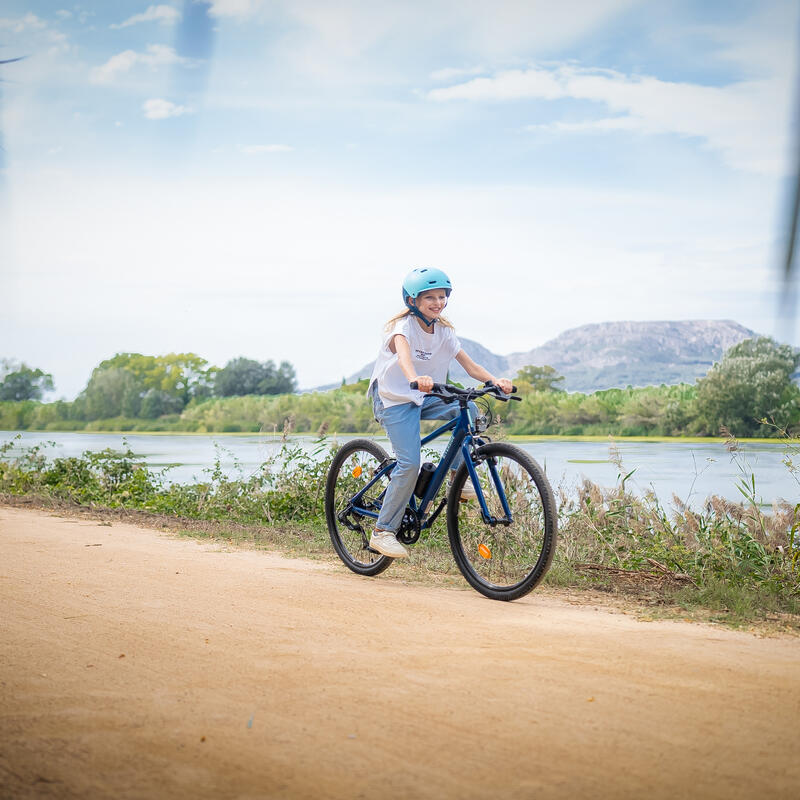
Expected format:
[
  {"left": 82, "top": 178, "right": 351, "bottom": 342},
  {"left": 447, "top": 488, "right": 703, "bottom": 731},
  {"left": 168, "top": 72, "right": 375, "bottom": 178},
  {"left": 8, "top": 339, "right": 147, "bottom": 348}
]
[{"left": 369, "top": 317, "right": 461, "bottom": 407}]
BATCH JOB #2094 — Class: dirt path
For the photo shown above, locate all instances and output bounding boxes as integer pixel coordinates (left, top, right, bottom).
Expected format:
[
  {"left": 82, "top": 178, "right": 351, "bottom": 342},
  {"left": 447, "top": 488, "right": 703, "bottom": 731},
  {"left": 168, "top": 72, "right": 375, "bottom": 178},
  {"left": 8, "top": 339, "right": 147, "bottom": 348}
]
[{"left": 1, "top": 507, "right": 798, "bottom": 800}]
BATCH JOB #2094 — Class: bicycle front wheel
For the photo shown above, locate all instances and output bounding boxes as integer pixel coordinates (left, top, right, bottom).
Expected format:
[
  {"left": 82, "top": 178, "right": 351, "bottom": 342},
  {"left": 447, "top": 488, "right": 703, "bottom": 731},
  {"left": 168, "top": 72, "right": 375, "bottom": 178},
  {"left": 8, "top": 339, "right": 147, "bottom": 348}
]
[
  {"left": 324, "top": 438, "right": 394, "bottom": 577},
  {"left": 447, "top": 442, "right": 557, "bottom": 601}
]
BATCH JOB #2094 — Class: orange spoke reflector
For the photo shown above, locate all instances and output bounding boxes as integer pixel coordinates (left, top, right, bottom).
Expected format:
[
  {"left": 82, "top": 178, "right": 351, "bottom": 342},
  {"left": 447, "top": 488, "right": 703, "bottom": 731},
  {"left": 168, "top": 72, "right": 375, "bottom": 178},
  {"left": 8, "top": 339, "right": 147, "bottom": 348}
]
[
  {"left": 351, "top": 466, "right": 363, "bottom": 478},
  {"left": 478, "top": 543, "right": 492, "bottom": 559}
]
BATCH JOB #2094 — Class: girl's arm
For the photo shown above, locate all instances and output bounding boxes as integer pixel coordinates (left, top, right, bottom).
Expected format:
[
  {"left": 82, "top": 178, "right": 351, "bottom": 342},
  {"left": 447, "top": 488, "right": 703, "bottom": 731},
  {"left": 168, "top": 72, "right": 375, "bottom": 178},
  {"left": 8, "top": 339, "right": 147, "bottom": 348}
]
[
  {"left": 455, "top": 350, "right": 513, "bottom": 394},
  {"left": 391, "top": 334, "right": 434, "bottom": 392}
]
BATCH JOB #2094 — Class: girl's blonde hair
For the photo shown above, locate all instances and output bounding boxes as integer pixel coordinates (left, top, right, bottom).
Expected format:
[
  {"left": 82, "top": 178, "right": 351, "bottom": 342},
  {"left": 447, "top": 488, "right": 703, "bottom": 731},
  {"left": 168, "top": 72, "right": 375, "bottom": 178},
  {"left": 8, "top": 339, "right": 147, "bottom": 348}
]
[{"left": 384, "top": 309, "right": 454, "bottom": 333}]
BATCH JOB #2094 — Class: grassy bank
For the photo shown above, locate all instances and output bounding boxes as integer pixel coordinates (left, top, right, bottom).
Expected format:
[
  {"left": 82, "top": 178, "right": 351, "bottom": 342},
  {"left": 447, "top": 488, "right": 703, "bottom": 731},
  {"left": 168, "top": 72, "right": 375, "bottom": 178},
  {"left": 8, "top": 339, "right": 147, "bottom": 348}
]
[
  {"left": 3, "top": 376, "right": 798, "bottom": 438},
  {"left": 1, "top": 426, "right": 787, "bottom": 446},
  {"left": 1, "top": 434, "right": 797, "bottom": 627}
]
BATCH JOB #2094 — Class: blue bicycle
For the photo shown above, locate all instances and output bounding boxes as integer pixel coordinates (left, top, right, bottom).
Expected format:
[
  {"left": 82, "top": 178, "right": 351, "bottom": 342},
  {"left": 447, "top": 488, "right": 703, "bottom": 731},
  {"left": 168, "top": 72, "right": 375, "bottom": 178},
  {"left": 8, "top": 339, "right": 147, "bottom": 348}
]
[{"left": 324, "top": 382, "right": 557, "bottom": 601}]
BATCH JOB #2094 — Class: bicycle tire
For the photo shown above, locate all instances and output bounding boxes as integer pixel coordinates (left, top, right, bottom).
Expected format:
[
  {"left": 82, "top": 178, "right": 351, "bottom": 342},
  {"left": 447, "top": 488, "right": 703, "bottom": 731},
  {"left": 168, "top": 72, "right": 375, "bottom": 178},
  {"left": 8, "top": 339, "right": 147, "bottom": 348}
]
[
  {"left": 324, "top": 438, "right": 394, "bottom": 576},
  {"left": 447, "top": 442, "right": 557, "bottom": 601}
]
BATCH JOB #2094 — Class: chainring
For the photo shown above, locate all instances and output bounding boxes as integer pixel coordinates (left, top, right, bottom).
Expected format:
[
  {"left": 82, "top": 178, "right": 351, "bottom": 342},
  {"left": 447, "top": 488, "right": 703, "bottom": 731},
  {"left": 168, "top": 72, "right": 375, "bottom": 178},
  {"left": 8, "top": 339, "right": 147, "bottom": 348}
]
[{"left": 396, "top": 507, "right": 421, "bottom": 544}]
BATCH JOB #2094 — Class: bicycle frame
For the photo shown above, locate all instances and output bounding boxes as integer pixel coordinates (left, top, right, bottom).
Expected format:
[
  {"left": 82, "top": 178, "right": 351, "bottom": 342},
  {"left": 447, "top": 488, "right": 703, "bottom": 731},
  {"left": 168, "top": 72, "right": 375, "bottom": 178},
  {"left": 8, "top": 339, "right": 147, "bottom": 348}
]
[{"left": 347, "top": 400, "right": 513, "bottom": 529}]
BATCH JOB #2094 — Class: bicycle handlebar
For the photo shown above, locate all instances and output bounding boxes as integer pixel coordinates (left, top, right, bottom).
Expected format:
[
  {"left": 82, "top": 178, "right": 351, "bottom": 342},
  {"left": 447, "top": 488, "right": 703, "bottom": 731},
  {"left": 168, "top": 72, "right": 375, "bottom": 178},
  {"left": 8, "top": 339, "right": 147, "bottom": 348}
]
[{"left": 409, "top": 380, "right": 521, "bottom": 401}]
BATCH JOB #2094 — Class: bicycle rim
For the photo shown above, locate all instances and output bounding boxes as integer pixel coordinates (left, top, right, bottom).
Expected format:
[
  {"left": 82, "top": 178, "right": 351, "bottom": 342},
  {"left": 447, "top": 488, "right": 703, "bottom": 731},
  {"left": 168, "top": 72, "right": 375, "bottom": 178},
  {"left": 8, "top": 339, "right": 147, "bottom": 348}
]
[
  {"left": 447, "top": 442, "right": 557, "bottom": 601},
  {"left": 324, "top": 439, "right": 394, "bottom": 576}
]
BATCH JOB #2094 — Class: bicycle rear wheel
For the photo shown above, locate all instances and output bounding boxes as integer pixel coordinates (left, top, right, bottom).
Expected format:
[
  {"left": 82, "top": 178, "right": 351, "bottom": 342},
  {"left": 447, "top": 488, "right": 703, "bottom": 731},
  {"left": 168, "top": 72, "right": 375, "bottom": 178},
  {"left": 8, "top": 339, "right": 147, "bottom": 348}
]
[
  {"left": 447, "top": 442, "right": 557, "bottom": 601},
  {"left": 324, "top": 438, "right": 394, "bottom": 576}
]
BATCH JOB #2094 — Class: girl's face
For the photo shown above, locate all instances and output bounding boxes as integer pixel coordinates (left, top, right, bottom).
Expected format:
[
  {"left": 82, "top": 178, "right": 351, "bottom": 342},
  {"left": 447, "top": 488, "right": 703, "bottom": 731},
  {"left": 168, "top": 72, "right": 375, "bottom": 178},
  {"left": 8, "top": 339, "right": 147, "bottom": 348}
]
[{"left": 413, "top": 288, "right": 449, "bottom": 320}]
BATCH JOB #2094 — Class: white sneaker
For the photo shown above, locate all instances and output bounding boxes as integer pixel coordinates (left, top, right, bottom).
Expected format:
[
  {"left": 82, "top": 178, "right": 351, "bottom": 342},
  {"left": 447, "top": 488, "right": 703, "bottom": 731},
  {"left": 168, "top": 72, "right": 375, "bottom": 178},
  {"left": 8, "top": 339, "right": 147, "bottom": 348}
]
[
  {"left": 461, "top": 478, "right": 478, "bottom": 501},
  {"left": 450, "top": 476, "right": 478, "bottom": 501},
  {"left": 369, "top": 530, "right": 409, "bottom": 559}
]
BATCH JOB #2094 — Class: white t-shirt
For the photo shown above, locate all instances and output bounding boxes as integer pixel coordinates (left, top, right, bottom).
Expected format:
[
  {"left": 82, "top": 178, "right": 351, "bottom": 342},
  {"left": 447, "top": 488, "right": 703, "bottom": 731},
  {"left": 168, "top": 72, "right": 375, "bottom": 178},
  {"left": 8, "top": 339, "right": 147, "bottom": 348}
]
[{"left": 368, "top": 316, "right": 461, "bottom": 408}]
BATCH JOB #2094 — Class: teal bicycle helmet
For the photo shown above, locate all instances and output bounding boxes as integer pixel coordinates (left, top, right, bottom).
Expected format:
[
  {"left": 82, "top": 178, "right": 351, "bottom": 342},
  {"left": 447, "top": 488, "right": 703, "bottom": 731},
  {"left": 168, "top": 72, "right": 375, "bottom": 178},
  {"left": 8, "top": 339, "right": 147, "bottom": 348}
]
[
  {"left": 402, "top": 267, "right": 452, "bottom": 328},
  {"left": 402, "top": 267, "right": 452, "bottom": 304}
]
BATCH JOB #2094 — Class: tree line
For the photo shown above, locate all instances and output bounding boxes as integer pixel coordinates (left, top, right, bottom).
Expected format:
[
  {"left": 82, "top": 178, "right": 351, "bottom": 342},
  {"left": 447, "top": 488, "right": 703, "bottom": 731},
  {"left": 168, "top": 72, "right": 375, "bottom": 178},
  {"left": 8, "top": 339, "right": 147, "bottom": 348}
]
[
  {"left": 506, "top": 338, "right": 800, "bottom": 437},
  {"left": 0, "top": 353, "right": 297, "bottom": 422},
  {"left": 1, "top": 337, "right": 798, "bottom": 437}
]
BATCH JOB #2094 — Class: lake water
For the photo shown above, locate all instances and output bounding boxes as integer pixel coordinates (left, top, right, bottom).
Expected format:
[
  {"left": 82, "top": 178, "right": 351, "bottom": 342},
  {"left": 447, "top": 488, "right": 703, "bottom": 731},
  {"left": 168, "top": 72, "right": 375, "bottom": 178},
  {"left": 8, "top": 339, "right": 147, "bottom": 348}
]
[{"left": 2, "top": 431, "right": 797, "bottom": 509}]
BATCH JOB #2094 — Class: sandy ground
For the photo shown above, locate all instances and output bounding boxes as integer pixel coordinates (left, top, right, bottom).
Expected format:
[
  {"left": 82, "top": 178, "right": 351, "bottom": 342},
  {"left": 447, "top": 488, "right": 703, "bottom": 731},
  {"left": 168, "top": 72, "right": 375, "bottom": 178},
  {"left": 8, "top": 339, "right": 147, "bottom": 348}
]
[{"left": 1, "top": 507, "right": 799, "bottom": 800}]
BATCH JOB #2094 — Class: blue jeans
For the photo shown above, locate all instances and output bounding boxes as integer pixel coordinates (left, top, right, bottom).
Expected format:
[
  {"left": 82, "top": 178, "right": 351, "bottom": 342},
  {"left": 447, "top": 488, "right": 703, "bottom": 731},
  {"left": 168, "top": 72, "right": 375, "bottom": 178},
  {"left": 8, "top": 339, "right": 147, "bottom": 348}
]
[{"left": 371, "top": 384, "right": 475, "bottom": 533}]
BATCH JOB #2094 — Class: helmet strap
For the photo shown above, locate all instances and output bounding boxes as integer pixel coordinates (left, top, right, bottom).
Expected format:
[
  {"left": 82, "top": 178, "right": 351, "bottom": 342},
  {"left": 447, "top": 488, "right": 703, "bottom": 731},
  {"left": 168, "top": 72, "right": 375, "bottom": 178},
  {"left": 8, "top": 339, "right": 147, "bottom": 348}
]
[{"left": 407, "top": 299, "right": 436, "bottom": 329}]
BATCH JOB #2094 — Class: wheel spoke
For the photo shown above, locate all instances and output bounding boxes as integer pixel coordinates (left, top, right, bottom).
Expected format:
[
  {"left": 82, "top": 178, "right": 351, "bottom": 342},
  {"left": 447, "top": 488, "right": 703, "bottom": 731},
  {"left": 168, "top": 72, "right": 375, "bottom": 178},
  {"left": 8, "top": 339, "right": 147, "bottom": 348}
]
[
  {"left": 448, "top": 443, "right": 556, "bottom": 600},
  {"left": 325, "top": 440, "right": 394, "bottom": 576}
]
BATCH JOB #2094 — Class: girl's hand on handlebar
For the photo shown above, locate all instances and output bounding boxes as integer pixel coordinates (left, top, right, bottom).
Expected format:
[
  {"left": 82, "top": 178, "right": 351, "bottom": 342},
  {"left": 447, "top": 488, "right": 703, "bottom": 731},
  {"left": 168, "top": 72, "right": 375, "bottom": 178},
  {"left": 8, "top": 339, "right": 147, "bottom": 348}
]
[
  {"left": 414, "top": 375, "right": 434, "bottom": 393},
  {"left": 494, "top": 378, "right": 514, "bottom": 394}
]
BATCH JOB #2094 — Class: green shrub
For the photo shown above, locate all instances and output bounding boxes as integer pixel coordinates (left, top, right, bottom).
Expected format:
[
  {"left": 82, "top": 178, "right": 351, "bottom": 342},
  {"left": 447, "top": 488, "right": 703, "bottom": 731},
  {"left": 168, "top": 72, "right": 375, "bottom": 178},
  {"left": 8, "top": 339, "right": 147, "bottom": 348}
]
[{"left": 2, "top": 433, "right": 797, "bottom": 616}]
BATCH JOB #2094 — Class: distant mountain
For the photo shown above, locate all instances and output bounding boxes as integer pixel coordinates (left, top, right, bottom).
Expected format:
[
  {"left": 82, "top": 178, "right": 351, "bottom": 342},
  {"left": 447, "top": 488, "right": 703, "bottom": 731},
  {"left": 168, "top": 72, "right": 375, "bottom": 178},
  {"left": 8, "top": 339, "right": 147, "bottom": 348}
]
[
  {"left": 505, "top": 320, "right": 758, "bottom": 393},
  {"left": 320, "top": 320, "right": 759, "bottom": 394}
]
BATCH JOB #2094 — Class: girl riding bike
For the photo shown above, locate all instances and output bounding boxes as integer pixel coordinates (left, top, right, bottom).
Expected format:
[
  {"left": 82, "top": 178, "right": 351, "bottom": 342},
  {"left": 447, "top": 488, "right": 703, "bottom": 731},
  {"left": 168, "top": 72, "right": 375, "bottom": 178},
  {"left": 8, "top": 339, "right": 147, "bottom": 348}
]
[{"left": 367, "top": 268, "right": 512, "bottom": 559}]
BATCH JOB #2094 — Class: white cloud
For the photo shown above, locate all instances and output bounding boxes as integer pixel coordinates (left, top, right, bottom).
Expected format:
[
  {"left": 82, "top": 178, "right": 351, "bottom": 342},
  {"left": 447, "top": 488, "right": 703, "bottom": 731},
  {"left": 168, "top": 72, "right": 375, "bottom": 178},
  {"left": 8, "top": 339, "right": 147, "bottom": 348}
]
[
  {"left": 55, "top": 10, "right": 72, "bottom": 20},
  {"left": 142, "top": 98, "right": 192, "bottom": 119},
  {"left": 208, "top": 0, "right": 267, "bottom": 18},
  {"left": 239, "top": 144, "right": 293, "bottom": 154},
  {"left": 0, "top": 13, "right": 46, "bottom": 33},
  {"left": 429, "top": 66, "right": 565, "bottom": 101},
  {"left": 207, "top": 0, "right": 637, "bottom": 59},
  {"left": 695, "top": 1, "right": 799, "bottom": 80},
  {"left": 110, "top": 5, "right": 181, "bottom": 29},
  {"left": 0, "top": 14, "right": 70, "bottom": 66},
  {"left": 528, "top": 117, "right": 640, "bottom": 134},
  {"left": 430, "top": 65, "right": 486, "bottom": 82},
  {"left": 89, "top": 44, "right": 189, "bottom": 84},
  {"left": 428, "top": 64, "right": 791, "bottom": 175},
  {"left": 194, "top": 0, "right": 642, "bottom": 101}
]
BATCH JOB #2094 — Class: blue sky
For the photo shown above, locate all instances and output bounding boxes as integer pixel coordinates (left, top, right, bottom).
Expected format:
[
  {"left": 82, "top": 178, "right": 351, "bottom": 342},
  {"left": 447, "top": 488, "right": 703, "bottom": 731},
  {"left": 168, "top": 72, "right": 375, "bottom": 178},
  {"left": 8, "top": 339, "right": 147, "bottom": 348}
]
[{"left": 1, "top": 0, "right": 798, "bottom": 398}]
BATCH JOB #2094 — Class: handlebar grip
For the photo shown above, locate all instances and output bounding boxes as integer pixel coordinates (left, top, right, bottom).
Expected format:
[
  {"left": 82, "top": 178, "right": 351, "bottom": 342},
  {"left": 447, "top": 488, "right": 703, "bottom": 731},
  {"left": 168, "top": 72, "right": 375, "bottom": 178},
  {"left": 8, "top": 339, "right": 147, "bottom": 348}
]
[
  {"left": 410, "top": 381, "right": 447, "bottom": 393},
  {"left": 484, "top": 381, "right": 518, "bottom": 394}
]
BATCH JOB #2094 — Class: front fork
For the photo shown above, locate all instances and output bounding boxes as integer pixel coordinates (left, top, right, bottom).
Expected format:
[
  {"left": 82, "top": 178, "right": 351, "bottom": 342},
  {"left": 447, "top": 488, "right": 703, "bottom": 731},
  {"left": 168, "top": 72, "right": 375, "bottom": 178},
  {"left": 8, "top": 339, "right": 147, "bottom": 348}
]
[{"left": 462, "top": 440, "right": 513, "bottom": 526}]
